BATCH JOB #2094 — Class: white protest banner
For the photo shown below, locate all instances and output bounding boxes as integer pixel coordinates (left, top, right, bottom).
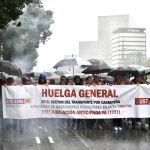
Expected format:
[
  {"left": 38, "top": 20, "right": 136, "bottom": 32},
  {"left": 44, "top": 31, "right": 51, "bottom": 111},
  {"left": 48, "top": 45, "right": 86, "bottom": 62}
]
[{"left": 2, "top": 84, "right": 150, "bottom": 119}]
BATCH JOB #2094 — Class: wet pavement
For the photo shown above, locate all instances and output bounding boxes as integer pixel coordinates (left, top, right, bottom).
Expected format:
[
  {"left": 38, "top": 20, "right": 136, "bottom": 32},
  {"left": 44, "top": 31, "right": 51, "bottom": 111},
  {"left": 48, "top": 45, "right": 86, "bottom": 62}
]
[{"left": 0, "top": 119, "right": 150, "bottom": 150}]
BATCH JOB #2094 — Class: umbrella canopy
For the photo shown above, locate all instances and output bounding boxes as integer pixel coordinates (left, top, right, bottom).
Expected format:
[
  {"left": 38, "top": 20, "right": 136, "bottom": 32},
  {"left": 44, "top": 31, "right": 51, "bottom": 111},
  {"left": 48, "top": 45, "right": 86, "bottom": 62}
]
[
  {"left": 53, "top": 57, "right": 91, "bottom": 69},
  {"left": 23, "top": 72, "right": 52, "bottom": 78},
  {"left": 88, "top": 59, "right": 109, "bottom": 65},
  {"left": 108, "top": 67, "right": 138, "bottom": 77},
  {"left": 23, "top": 72, "right": 61, "bottom": 80},
  {"left": 54, "top": 70, "right": 70, "bottom": 76},
  {"left": 128, "top": 65, "right": 150, "bottom": 76},
  {"left": 128, "top": 65, "right": 145, "bottom": 70},
  {"left": 144, "top": 68, "right": 150, "bottom": 75},
  {"left": 49, "top": 68, "right": 57, "bottom": 73},
  {"left": 0, "top": 60, "right": 22, "bottom": 76},
  {"left": 82, "top": 59, "right": 111, "bottom": 74}
]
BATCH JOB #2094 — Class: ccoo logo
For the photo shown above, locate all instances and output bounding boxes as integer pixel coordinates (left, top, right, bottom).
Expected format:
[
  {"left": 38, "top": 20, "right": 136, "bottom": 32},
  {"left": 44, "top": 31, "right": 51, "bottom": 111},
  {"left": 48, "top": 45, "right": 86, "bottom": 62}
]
[{"left": 6, "top": 99, "right": 31, "bottom": 104}]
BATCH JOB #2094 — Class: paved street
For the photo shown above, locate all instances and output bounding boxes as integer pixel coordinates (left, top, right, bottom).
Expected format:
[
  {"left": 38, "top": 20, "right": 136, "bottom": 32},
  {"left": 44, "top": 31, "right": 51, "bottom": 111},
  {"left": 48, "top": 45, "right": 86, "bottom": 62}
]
[{"left": 0, "top": 119, "right": 150, "bottom": 150}]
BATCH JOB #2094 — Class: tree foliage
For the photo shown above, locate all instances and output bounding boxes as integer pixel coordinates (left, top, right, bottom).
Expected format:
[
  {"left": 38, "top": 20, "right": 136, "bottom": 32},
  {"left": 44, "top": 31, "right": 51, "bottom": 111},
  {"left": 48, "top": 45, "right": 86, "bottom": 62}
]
[
  {"left": 0, "top": 3, "right": 54, "bottom": 72},
  {"left": 0, "top": 0, "right": 41, "bottom": 29}
]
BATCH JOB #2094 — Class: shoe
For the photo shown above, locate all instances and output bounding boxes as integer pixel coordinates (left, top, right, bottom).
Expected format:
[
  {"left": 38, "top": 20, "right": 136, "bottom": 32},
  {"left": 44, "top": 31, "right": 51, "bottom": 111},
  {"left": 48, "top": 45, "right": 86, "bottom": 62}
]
[
  {"left": 98, "top": 124, "right": 103, "bottom": 130},
  {"left": 113, "top": 126, "right": 118, "bottom": 131},
  {"left": 131, "top": 126, "right": 136, "bottom": 130},
  {"left": 118, "top": 126, "right": 122, "bottom": 131},
  {"left": 137, "top": 122, "right": 141, "bottom": 126}
]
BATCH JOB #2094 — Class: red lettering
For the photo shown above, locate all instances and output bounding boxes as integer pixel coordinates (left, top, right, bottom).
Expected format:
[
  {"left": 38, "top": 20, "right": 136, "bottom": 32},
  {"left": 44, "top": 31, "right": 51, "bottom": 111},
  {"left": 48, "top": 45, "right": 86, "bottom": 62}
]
[
  {"left": 71, "top": 89, "right": 76, "bottom": 97},
  {"left": 64, "top": 89, "right": 70, "bottom": 97},
  {"left": 55, "top": 89, "right": 60, "bottom": 97},
  {"left": 102, "top": 90, "right": 107, "bottom": 97},
  {"left": 85, "top": 90, "right": 90, "bottom": 97},
  {"left": 79, "top": 90, "right": 84, "bottom": 97},
  {"left": 113, "top": 90, "right": 118, "bottom": 97},
  {"left": 91, "top": 90, "right": 96, "bottom": 97},
  {"left": 107, "top": 90, "right": 113, "bottom": 97},
  {"left": 42, "top": 89, "right": 47, "bottom": 97}
]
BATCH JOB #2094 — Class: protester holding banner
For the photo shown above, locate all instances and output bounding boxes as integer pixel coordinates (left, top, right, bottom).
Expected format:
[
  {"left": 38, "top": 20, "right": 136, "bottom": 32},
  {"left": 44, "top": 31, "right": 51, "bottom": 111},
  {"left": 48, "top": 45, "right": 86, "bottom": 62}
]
[
  {"left": 21, "top": 76, "right": 33, "bottom": 133},
  {"left": 21, "top": 76, "right": 32, "bottom": 85},
  {"left": 112, "top": 73, "right": 124, "bottom": 131},
  {"left": 49, "top": 79, "right": 55, "bottom": 85},
  {"left": 59, "top": 75, "right": 67, "bottom": 85},
  {"left": 72, "top": 75, "right": 83, "bottom": 131},
  {"left": 92, "top": 75, "right": 104, "bottom": 130},
  {"left": 131, "top": 75, "right": 147, "bottom": 131},
  {"left": 0, "top": 78, "right": 7, "bottom": 132},
  {"left": 85, "top": 76, "right": 96, "bottom": 133},
  {"left": 37, "top": 74, "right": 48, "bottom": 130},
  {"left": 143, "top": 76, "right": 150, "bottom": 130},
  {"left": 2, "top": 73, "right": 150, "bottom": 133},
  {"left": 92, "top": 75, "right": 103, "bottom": 85},
  {"left": 7, "top": 77, "right": 16, "bottom": 85},
  {"left": 5, "top": 77, "right": 18, "bottom": 132},
  {"left": 38, "top": 74, "right": 47, "bottom": 85},
  {"left": 57, "top": 76, "right": 67, "bottom": 132}
]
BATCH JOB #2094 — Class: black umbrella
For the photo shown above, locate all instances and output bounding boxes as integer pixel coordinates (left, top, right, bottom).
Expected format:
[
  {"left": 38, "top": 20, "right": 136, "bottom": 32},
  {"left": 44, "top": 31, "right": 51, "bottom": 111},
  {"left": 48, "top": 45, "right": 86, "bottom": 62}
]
[
  {"left": 144, "top": 68, "right": 150, "bottom": 75},
  {"left": 23, "top": 72, "right": 52, "bottom": 78},
  {"left": 108, "top": 67, "right": 138, "bottom": 77},
  {"left": 88, "top": 59, "right": 109, "bottom": 65},
  {"left": 0, "top": 60, "right": 22, "bottom": 76},
  {"left": 82, "top": 59, "right": 111, "bottom": 74},
  {"left": 128, "top": 65, "right": 150, "bottom": 76}
]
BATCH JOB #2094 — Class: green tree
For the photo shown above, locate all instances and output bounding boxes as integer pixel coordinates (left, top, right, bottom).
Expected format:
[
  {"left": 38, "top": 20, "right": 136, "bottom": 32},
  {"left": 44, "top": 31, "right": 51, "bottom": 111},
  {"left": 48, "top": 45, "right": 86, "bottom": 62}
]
[
  {"left": 0, "top": 0, "right": 41, "bottom": 29},
  {"left": 0, "top": 3, "right": 54, "bottom": 72}
]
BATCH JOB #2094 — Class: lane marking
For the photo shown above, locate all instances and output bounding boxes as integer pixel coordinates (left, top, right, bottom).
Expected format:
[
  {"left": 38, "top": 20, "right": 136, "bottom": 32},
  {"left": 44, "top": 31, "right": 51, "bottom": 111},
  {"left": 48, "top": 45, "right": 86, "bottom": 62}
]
[
  {"left": 48, "top": 136, "right": 55, "bottom": 144},
  {"left": 75, "top": 133, "right": 89, "bottom": 148},
  {"left": 35, "top": 137, "right": 41, "bottom": 144}
]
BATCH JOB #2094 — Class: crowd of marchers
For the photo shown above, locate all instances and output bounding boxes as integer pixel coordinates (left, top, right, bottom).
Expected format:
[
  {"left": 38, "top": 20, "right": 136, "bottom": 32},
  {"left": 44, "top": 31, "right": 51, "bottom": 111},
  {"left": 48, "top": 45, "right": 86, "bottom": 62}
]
[{"left": 0, "top": 72, "right": 150, "bottom": 134}]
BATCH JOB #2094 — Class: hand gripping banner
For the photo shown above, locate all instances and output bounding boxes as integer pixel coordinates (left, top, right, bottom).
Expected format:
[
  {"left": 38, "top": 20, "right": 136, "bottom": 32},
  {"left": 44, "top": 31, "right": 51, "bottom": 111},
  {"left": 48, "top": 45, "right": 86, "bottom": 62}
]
[{"left": 2, "top": 84, "right": 150, "bottom": 119}]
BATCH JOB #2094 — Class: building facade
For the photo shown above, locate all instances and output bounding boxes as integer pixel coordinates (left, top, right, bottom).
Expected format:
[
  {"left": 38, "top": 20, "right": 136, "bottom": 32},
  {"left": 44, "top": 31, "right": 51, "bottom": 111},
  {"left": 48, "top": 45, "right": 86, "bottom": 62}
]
[
  {"left": 79, "top": 41, "right": 99, "bottom": 60},
  {"left": 112, "top": 28, "right": 146, "bottom": 67},
  {"left": 79, "top": 15, "right": 129, "bottom": 66}
]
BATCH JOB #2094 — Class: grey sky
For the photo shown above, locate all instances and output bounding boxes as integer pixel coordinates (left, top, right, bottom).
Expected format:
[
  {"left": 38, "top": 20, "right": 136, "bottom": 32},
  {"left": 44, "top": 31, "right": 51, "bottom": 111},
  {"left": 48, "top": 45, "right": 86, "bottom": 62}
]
[{"left": 36, "top": 0, "right": 150, "bottom": 71}]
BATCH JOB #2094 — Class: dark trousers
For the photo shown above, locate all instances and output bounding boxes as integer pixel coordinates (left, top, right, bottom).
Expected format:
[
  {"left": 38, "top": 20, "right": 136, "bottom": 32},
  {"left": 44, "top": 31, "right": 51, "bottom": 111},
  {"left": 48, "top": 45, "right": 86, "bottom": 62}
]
[
  {"left": 86, "top": 119, "right": 96, "bottom": 130},
  {"left": 113, "top": 119, "right": 122, "bottom": 127}
]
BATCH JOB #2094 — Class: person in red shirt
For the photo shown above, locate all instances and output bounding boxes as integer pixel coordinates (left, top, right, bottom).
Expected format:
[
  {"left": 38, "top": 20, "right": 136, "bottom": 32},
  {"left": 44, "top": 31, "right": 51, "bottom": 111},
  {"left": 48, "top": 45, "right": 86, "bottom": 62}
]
[
  {"left": 21, "top": 76, "right": 32, "bottom": 85},
  {"left": 7, "top": 77, "right": 16, "bottom": 85}
]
